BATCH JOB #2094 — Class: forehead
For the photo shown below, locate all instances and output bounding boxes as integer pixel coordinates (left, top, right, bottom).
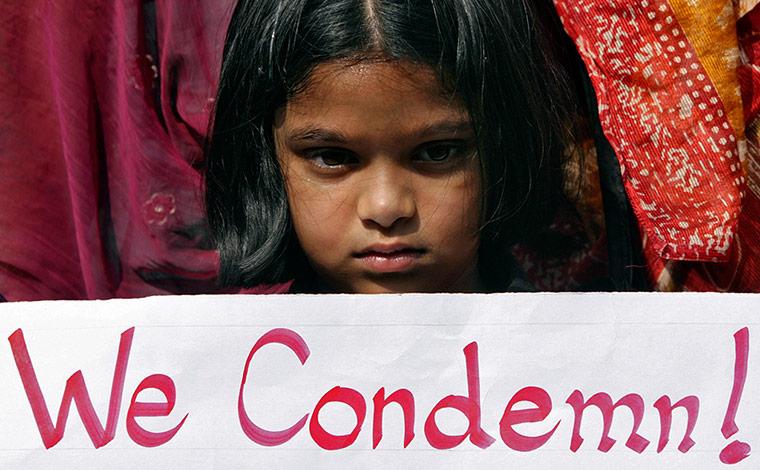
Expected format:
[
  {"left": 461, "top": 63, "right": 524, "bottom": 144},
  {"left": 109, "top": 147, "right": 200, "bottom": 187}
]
[{"left": 276, "top": 60, "right": 469, "bottom": 133}]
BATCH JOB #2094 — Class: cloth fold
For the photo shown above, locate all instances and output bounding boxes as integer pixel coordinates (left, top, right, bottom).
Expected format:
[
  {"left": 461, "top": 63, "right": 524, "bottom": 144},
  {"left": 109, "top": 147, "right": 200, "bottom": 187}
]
[
  {"left": 0, "top": 0, "right": 247, "bottom": 300},
  {"left": 554, "top": 0, "right": 760, "bottom": 291}
]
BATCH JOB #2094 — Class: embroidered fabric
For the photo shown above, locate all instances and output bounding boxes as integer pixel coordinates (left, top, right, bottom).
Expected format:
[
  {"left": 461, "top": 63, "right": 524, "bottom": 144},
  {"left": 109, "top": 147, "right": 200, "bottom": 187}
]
[{"left": 0, "top": 0, "right": 250, "bottom": 299}]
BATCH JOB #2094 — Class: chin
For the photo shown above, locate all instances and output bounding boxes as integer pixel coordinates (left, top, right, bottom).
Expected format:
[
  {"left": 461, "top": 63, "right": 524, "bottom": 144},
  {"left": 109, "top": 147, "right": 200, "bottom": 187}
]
[
  {"left": 349, "top": 278, "right": 442, "bottom": 294},
  {"left": 323, "top": 270, "right": 477, "bottom": 294}
]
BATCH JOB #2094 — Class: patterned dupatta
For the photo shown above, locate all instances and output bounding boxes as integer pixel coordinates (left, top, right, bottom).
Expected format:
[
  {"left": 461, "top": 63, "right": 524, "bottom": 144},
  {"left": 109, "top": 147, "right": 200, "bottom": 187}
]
[{"left": 555, "top": 0, "right": 760, "bottom": 291}]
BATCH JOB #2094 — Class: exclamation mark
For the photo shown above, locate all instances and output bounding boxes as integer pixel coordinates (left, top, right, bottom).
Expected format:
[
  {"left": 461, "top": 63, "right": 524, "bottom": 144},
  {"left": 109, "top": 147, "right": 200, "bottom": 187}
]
[{"left": 719, "top": 327, "right": 751, "bottom": 465}]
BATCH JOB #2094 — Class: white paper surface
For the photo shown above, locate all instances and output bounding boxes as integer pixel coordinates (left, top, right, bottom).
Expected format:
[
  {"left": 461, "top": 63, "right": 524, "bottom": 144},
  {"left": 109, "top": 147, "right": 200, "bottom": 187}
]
[{"left": 0, "top": 293, "right": 758, "bottom": 469}]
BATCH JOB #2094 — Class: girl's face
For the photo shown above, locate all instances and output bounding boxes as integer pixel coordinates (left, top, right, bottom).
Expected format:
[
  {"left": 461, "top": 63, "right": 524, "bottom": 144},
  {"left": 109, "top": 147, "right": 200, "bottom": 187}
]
[{"left": 274, "top": 60, "right": 482, "bottom": 293}]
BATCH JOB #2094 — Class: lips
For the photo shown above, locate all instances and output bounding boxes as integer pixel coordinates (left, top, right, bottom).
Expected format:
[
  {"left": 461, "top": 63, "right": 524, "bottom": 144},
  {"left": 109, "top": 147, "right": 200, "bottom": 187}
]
[{"left": 354, "top": 244, "right": 426, "bottom": 273}]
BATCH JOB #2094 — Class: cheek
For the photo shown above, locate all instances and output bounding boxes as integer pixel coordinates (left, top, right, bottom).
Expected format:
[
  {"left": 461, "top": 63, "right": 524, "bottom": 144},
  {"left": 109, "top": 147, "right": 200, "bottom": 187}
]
[
  {"left": 420, "top": 170, "right": 482, "bottom": 242},
  {"left": 284, "top": 174, "right": 355, "bottom": 256}
]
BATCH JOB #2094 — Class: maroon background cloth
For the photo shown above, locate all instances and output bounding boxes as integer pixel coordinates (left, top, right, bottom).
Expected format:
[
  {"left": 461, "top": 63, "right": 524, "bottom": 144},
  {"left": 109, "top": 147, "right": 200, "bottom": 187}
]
[{"left": 0, "top": 0, "right": 262, "bottom": 300}]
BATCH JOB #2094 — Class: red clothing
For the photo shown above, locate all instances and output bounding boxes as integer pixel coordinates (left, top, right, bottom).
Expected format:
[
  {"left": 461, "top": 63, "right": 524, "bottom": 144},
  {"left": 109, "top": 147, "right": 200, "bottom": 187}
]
[{"left": 0, "top": 0, "right": 245, "bottom": 299}]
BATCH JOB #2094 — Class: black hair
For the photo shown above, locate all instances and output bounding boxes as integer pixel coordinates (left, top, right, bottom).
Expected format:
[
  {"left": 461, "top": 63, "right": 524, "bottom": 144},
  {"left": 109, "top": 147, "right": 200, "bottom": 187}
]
[{"left": 205, "top": 0, "right": 583, "bottom": 290}]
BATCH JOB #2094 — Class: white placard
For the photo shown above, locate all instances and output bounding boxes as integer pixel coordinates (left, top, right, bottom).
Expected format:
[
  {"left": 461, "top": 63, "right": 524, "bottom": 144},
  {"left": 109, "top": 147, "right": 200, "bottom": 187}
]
[{"left": 0, "top": 293, "right": 758, "bottom": 469}]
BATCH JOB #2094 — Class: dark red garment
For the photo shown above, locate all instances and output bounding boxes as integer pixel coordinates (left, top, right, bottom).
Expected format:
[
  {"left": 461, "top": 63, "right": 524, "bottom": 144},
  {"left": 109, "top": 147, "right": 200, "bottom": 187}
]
[{"left": 0, "top": 0, "right": 274, "bottom": 300}]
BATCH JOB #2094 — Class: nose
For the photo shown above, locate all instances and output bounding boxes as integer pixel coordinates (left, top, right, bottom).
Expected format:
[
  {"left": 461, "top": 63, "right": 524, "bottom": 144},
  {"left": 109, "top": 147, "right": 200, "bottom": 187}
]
[{"left": 356, "top": 168, "right": 416, "bottom": 229}]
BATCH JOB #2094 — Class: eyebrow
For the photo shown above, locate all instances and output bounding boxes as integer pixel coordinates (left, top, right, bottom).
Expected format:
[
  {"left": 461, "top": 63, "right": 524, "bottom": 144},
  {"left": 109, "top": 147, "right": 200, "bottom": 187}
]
[
  {"left": 416, "top": 120, "right": 473, "bottom": 139},
  {"left": 288, "top": 127, "right": 349, "bottom": 144},
  {"left": 287, "top": 119, "right": 473, "bottom": 145}
]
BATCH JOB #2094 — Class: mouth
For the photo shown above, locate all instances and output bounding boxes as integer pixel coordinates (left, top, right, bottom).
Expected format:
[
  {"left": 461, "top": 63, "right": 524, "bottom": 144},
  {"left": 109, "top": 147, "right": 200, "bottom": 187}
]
[{"left": 353, "top": 245, "right": 426, "bottom": 273}]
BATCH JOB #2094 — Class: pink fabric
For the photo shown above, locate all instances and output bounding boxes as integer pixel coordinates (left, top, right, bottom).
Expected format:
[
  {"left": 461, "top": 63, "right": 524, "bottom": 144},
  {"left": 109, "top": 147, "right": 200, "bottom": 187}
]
[{"left": 0, "top": 0, "right": 256, "bottom": 300}]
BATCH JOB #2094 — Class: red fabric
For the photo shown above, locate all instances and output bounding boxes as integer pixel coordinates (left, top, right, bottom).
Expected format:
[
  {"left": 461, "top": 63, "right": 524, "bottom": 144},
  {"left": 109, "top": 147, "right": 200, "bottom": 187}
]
[
  {"left": 512, "top": 205, "right": 608, "bottom": 291},
  {"left": 627, "top": 2, "right": 760, "bottom": 293},
  {"left": 0, "top": 0, "right": 265, "bottom": 300},
  {"left": 670, "top": 4, "right": 760, "bottom": 292},
  {"left": 553, "top": 0, "right": 745, "bottom": 265}
]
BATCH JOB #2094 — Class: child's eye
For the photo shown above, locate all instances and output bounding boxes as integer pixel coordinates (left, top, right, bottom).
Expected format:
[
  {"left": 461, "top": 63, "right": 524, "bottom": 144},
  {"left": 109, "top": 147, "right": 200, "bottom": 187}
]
[
  {"left": 306, "top": 149, "right": 358, "bottom": 169},
  {"left": 414, "top": 142, "right": 466, "bottom": 163}
]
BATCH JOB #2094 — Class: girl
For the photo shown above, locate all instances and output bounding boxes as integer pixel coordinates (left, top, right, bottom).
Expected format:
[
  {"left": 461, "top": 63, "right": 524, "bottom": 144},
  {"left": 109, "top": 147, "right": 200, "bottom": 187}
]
[{"left": 205, "top": 0, "right": 582, "bottom": 293}]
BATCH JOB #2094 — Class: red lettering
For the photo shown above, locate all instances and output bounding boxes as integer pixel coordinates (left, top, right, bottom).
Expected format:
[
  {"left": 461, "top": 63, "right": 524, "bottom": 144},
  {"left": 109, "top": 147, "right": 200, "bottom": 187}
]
[
  {"left": 238, "top": 328, "right": 310, "bottom": 446},
  {"left": 126, "top": 374, "right": 188, "bottom": 447},
  {"left": 652, "top": 395, "right": 698, "bottom": 453},
  {"left": 424, "top": 342, "right": 495, "bottom": 449},
  {"left": 7, "top": 328, "right": 134, "bottom": 449},
  {"left": 719, "top": 327, "right": 751, "bottom": 464},
  {"left": 310, "top": 386, "right": 366, "bottom": 450},
  {"left": 499, "top": 386, "right": 559, "bottom": 451},
  {"left": 372, "top": 387, "right": 415, "bottom": 449},
  {"left": 566, "top": 390, "right": 650, "bottom": 453}
]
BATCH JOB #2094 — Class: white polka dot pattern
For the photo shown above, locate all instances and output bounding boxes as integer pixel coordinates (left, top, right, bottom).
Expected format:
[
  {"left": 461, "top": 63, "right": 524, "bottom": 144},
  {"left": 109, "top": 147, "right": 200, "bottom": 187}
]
[{"left": 554, "top": 0, "right": 745, "bottom": 261}]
